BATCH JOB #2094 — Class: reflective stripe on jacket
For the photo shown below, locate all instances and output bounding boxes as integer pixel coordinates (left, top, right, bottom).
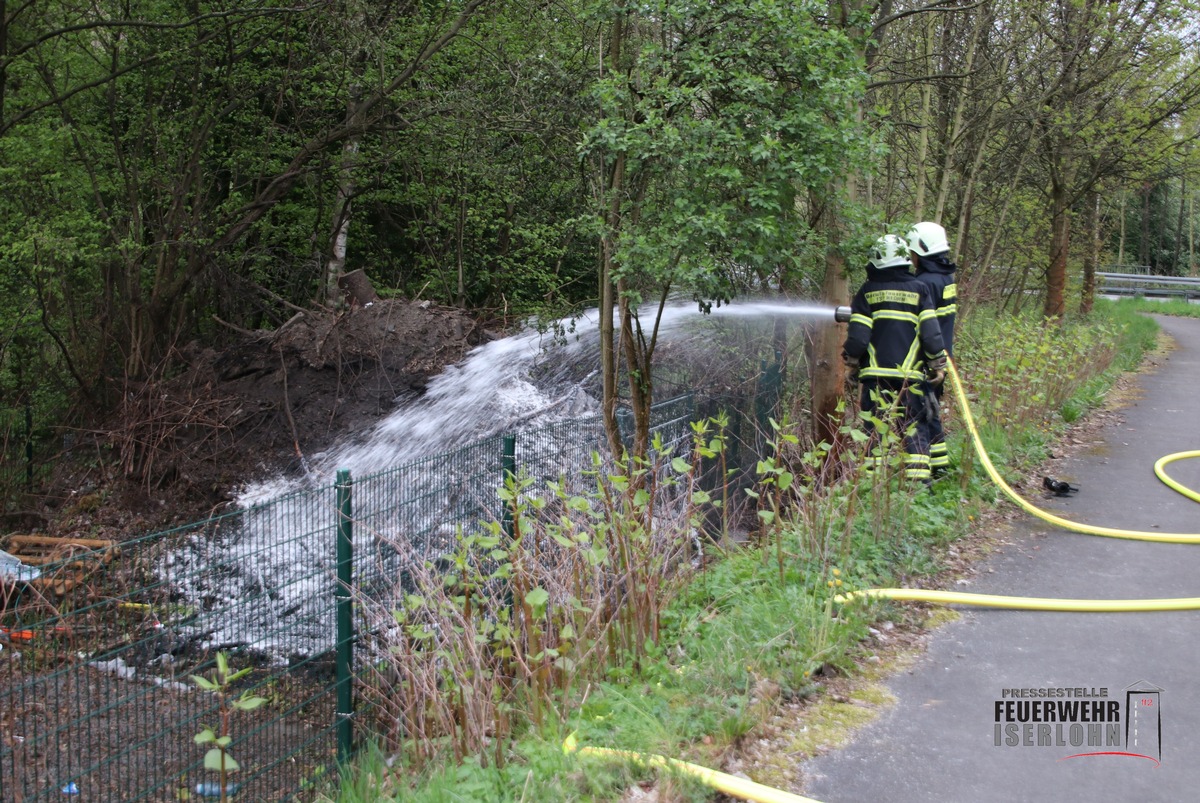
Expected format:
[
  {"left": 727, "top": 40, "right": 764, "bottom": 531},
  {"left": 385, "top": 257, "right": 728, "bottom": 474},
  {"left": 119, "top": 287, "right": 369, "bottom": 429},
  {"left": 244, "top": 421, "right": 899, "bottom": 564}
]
[
  {"left": 842, "top": 265, "right": 946, "bottom": 382},
  {"left": 914, "top": 254, "right": 958, "bottom": 357}
]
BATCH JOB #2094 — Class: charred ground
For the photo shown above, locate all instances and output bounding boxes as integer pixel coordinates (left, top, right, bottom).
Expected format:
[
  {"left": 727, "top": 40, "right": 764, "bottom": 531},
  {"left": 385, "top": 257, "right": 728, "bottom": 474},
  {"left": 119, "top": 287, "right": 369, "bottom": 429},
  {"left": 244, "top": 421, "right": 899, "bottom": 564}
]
[{"left": 32, "top": 299, "right": 491, "bottom": 540}]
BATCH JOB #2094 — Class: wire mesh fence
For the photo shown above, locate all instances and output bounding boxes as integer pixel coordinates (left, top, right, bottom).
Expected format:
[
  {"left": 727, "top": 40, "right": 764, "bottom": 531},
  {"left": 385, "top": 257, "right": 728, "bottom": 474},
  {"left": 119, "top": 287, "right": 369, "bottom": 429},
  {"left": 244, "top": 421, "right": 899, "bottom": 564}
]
[
  {"left": 0, "top": 498, "right": 345, "bottom": 801},
  {"left": 0, "top": 405, "right": 54, "bottom": 513},
  {"left": 0, "top": 375, "right": 778, "bottom": 800}
]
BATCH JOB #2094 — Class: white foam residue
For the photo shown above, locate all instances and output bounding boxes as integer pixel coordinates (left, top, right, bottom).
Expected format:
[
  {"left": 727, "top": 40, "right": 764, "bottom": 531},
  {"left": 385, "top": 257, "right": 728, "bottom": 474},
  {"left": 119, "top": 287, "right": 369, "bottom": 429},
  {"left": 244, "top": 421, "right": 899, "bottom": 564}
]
[{"left": 164, "top": 298, "right": 833, "bottom": 656}]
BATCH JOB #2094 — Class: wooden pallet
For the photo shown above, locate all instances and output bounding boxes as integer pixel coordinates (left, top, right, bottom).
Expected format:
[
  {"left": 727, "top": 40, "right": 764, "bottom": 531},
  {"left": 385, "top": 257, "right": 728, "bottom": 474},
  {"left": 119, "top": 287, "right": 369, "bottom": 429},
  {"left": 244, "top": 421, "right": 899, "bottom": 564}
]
[{"left": 3, "top": 535, "right": 118, "bottom": 594}]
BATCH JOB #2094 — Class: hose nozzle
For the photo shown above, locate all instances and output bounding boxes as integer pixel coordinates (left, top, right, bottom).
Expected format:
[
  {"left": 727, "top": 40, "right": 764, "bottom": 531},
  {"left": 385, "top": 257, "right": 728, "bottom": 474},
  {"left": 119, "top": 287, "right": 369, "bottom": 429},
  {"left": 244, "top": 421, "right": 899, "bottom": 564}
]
[{"left": 834, "top": 305, "right": 851, "bottom": 323}]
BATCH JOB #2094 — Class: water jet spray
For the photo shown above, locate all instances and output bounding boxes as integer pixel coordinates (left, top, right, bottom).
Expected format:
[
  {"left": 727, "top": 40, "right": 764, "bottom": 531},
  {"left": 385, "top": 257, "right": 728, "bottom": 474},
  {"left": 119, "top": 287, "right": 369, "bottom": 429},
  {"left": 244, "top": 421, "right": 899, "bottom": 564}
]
[{"left": 704, "top": 300, "right": 852, "bottom": 323}]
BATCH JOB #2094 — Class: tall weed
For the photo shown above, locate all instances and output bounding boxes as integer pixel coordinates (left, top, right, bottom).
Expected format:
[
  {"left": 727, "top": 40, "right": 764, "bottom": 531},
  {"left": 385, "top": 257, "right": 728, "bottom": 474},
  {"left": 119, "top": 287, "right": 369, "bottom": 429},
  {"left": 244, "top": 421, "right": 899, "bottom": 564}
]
[
  {"left": 354, "top": 434, "right": 706, "bottom": 770},
  {"left": 955, "top": 309, "right": 1119, "bottom": 429}
]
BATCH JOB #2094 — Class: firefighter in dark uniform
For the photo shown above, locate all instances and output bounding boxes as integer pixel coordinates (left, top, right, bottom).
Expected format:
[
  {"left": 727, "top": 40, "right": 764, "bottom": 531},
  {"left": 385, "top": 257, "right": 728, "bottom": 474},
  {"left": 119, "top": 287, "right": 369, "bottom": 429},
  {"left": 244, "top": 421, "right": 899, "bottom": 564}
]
[
  {"left": 843, "top": 234, "right": 947, "bottom": 482},
  {"left": 907, "top": 221, "right": 958, "bottom": 475}
]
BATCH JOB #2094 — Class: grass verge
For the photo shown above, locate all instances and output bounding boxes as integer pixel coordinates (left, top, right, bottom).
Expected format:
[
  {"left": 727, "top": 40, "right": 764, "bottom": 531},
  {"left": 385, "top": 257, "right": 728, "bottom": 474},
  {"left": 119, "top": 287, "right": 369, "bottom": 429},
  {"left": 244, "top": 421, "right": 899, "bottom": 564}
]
[{"left": 319, "top": 299, "right": 1163, "bottom": 802}]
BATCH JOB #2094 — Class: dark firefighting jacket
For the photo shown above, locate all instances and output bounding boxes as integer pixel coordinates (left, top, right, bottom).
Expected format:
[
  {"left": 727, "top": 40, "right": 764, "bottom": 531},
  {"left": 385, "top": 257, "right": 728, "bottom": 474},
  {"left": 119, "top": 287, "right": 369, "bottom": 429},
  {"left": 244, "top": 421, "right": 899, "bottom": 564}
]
[
  {"left": 913, "top": 253, "right": 957, "bottom": 357},
  {"left": 842, "top": 264, "right": 946, "bottom": 382}
]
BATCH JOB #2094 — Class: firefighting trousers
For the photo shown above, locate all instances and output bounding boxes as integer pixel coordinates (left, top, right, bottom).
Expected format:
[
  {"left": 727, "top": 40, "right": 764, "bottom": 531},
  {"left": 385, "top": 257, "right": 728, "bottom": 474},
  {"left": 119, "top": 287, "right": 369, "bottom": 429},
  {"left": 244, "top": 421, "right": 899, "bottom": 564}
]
[
  {"left": 859, "top": 378, "right": 932, "bottom": 481},
  {"left": 920, "top": 380, "right": 948, "bottom": 470}
]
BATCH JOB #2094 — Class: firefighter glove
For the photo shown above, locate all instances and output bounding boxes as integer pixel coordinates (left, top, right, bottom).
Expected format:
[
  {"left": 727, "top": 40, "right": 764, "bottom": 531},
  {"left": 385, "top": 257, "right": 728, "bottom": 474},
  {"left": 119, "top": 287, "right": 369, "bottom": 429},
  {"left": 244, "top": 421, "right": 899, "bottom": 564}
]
[{"left": 925, "top": 355, "right": 947, "bottom": 386}]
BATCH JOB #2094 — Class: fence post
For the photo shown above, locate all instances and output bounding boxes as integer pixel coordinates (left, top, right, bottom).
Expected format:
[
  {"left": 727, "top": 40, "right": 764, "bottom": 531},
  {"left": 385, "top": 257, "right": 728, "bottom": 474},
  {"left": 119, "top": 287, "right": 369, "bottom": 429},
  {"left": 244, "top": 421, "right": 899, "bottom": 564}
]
[
  {"left": 771, "top": 348, "right": 783, "bottom": 413},
  {"left": 753, "top": 351, "right": 785, "bottom": 460},
  {"left": 755, "top": 357, "right": 771, "bottom": 447},
  {"left": 501, "top": 435, "right": 516, "bottom": 538},
  {"left": 334, "top": 468, "right": 354, "bottom": 764},
  {"left": 616, "top": 407, "right": 634, "bottom": 452}
]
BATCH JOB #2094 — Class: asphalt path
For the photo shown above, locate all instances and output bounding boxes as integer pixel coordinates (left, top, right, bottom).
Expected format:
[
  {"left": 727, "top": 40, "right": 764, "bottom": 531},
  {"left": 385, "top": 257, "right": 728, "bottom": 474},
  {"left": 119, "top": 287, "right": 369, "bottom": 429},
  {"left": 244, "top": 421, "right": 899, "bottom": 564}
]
[{"left": 801, "top": 314, "right": 1200, "bottom": 803}]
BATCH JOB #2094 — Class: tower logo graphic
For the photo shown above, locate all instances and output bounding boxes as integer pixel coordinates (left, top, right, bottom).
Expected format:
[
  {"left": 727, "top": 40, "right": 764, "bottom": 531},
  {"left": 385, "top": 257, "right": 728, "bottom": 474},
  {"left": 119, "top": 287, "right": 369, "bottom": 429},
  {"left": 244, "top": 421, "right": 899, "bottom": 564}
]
[{"left": 1124, "top": 681, "right": 1163, "bottom": 763}]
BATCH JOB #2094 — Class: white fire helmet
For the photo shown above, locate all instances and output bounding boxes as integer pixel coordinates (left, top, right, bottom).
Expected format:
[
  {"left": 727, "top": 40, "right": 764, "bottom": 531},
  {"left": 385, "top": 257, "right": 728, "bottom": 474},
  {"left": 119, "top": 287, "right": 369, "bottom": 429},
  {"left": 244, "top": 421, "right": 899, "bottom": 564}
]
[
  {"left": 868, "top": 234, "right": 911, "bottom": 270},
  {"left": 906, "top": 221, "right": 949, "bottom": 257}
]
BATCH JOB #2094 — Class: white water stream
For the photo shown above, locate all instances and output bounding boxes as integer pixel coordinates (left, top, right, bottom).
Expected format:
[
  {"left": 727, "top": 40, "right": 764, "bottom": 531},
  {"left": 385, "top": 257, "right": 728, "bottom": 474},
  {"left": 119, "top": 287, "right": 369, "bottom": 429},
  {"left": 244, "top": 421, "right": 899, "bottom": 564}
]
[
  {"left": 165, "top": 298, "right": 837, "bottom": 656},
  {"left": 236, "top": 299, "right": 837, "bottom": 505}
]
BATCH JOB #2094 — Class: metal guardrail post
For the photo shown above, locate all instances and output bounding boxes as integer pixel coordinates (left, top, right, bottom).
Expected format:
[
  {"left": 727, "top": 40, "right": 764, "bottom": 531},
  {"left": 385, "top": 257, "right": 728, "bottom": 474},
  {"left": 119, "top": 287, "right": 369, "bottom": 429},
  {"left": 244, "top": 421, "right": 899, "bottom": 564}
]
[
  {"left": 335, "top": 468, "right": 354, "bottom": 764},
  {"left": 502, "top": 435, "right": 516, "bottom": 538}
]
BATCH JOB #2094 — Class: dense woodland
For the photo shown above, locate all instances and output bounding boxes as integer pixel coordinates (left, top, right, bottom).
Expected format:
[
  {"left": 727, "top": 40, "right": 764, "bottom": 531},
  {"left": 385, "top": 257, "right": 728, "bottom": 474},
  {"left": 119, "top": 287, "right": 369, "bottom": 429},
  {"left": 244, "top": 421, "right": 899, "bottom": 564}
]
[{"left": 2, "top": 0, "right": 1199, "bottom": 475}]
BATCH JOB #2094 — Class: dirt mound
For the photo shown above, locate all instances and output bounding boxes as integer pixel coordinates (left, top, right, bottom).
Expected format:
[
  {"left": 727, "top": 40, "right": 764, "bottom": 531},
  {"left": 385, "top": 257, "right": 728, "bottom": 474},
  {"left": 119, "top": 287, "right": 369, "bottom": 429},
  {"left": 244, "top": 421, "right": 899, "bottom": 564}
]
[{"left": 48, "top": 299, "right": 490, "bottom": 535}]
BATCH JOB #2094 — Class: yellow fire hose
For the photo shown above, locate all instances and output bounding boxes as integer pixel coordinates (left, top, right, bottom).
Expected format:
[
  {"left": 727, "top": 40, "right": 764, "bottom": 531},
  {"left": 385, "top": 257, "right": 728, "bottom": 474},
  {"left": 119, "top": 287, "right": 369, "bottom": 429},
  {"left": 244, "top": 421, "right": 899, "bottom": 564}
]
[
  {"left": 562, "top": 732, "right": 823, "bottom": 803},
  {"left": 836, "top": 357, "right": 1200, "bottom": 610},
  {"left": 566, "top": 356, "right": 1200, "bottom": 801},
  {"left": 1154, "top": 450, "right": 1200, "bottom": 504}
]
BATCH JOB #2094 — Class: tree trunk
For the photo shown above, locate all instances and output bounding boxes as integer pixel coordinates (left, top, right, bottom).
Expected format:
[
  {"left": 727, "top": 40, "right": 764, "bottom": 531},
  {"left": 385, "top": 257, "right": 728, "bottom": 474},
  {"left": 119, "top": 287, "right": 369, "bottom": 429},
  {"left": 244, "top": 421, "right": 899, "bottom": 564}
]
[
  {"left": 1080, "top": 191, "right": 1100, "bottom": 315},
  {"left": 599, "top": 221, "right": 622, "bottom": 458},
  {"left": 1044, "top": 181, "right": 1070, "bottom": 320},
  {"left": 1117, "top": 191, "right": 1126, "bottom": 266},
  {"left": 490, "top": 202, "right": 516, "bottom": 306},
  {"left": 618, "top": 288, "right": 653, "bottom": 460},
  {"left": 1174, "top": 174, "right": 1187, "bottom": 274},
  {"left": 598, "top": 10, "right": 627, "bottom": 461},
  {"left": 456, "top": 198, "right": 467, "bottom": 306},
  {"left": 952, "top": 97, "right": 1000, "bottom": 271},
  {"left": 1140, "top": 182, "right": 1151, "bottom": 269},
  {"left": 810, "top": 186, "right": 850, "bottom": 449},
  {"left": 812, "top": 248, "right": 848, "bottom": 448},
  {"left": 912, "top": 15, "right": 935, "bottom": 220},
  {"left": 599, "top": 249, "right": 621, "bottom": 459},
  {"left": 1190, "top": 192, "right": 1196, "bottom": 276},
  {"left": 324, "top": 137, "right": 357, "bottom": 308},
  {"left": 977, "top": 138, "right": 1033, "bottom": 282},
  {"left": 934, "top": 7, "right": 985, "bottom": 223}
]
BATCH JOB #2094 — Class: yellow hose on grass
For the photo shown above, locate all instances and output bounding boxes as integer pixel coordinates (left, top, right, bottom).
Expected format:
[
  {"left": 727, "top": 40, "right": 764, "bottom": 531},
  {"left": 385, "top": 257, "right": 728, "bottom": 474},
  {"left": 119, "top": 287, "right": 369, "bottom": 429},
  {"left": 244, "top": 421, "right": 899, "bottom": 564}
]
[{"left": 563, "top": 732, "right": 823, "bottom": 803}]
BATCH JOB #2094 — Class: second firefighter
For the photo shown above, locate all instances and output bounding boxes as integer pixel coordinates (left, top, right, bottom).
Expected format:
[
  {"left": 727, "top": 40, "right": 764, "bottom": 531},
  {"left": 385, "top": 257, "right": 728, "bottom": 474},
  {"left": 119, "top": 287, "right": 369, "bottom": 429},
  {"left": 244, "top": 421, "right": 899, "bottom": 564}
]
[{"left": 842, "top": 234, "right": 947, "bottom": 482}]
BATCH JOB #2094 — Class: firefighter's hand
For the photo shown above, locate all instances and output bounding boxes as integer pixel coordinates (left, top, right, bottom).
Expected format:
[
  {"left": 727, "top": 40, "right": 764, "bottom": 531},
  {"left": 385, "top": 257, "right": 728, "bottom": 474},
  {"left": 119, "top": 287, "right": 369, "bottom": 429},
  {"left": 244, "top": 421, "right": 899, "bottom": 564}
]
[
  {"left": 842, "top": 354, "right": 860, "bottom": 391},
  {"left": 925, "top": 355, "right": 947, "bottom": 386}
]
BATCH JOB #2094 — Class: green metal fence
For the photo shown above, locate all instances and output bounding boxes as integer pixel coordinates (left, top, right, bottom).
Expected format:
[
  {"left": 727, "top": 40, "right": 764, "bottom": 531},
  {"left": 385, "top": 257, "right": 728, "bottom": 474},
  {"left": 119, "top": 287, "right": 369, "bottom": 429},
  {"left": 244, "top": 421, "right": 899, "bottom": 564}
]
[
  {"left": 0, "top": 488, "right": 347, "bottom": 801},
  {"left": 0, "top": 384, "right": 751, "bottom": 801},
  {"left": 0, "top": 368, "right": 784, "bottom": 801}
]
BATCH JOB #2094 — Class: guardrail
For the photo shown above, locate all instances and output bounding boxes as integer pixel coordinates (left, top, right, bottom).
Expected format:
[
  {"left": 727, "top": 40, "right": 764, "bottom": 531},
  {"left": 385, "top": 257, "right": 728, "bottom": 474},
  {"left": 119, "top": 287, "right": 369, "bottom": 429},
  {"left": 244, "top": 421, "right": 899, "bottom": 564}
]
[{"left": 1096, "top": 272, "right": 1200, "bottom": 300}]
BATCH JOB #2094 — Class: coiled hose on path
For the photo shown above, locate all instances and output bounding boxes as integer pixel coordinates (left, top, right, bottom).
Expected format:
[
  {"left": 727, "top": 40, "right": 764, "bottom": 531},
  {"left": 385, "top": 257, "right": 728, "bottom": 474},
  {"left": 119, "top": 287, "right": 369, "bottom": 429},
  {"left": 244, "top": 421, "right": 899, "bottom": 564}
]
[
  {"left": 567, "top": 356, "right": 1200, "bottom": 802},
  {"left": 835, "top": 357, "right": 1200, "bottom": 612}
]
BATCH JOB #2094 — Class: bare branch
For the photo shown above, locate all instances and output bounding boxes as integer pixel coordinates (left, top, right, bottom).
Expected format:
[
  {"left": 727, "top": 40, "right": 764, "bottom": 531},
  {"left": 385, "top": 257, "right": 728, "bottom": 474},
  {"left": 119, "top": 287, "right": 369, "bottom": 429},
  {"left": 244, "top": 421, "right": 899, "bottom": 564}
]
[
  {"left": 867, "top": 70, "right": 976, "bottom": 90},
  {"left": 872, "top": 0, "right": 983, "bottom": 36}
]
